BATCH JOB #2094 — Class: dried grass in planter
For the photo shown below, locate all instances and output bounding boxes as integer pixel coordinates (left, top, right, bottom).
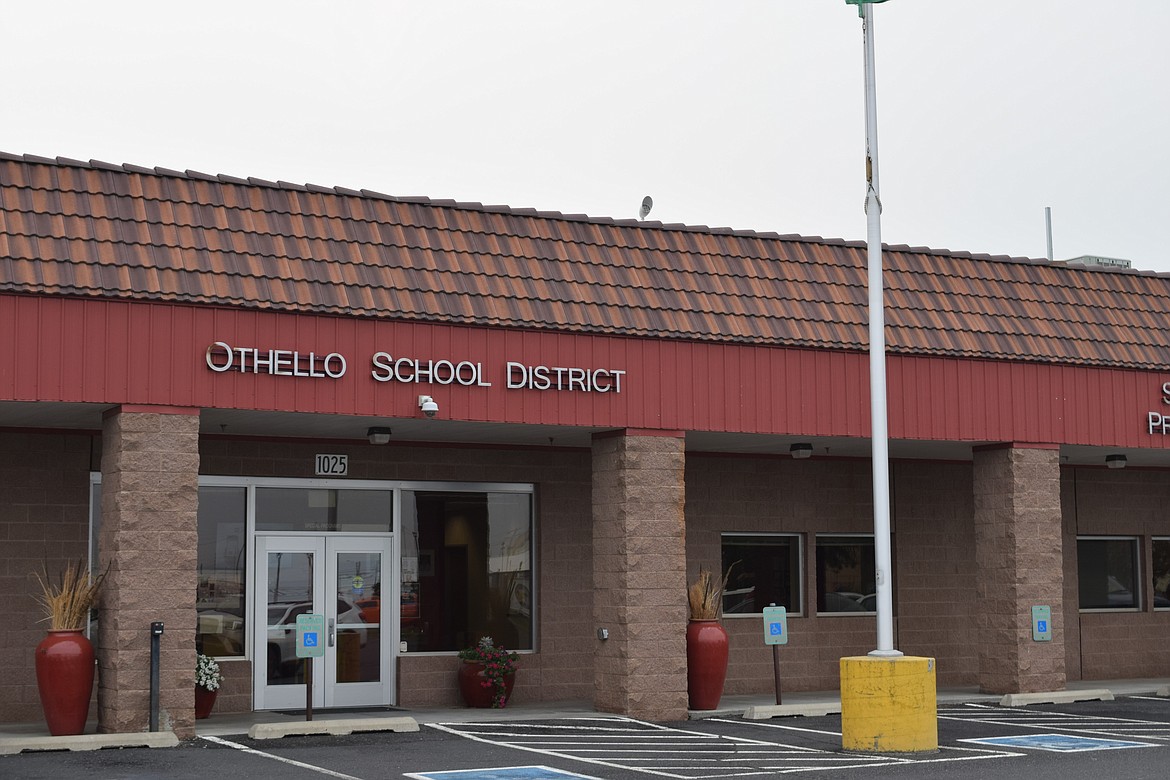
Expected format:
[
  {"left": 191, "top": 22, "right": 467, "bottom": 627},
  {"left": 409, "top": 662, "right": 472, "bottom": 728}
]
[
  {"left": 687, "top": 565, "right": 733, "bottom": 620},
  {"left": 34, "top": 560, "right": 106, "bottom": 631}
]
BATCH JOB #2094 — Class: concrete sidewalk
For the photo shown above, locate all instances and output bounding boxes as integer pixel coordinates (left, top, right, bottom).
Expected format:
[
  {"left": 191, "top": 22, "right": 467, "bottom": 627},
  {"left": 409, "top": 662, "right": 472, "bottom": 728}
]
[{"left": 2, "top": 678, "right": 1165, "bottom": 754}]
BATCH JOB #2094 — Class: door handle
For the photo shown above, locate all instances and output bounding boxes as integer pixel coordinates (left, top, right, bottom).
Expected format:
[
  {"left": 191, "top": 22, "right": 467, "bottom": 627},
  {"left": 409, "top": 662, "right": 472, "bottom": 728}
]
[{"left": 328, "top": 618, "right": 336, "bottom": 647}]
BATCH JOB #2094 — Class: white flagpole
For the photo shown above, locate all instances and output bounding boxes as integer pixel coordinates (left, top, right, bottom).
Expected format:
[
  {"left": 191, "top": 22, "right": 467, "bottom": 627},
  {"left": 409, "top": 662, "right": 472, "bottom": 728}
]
[{"left": 861, "top": 1, "right": 900, "bottom": 658}]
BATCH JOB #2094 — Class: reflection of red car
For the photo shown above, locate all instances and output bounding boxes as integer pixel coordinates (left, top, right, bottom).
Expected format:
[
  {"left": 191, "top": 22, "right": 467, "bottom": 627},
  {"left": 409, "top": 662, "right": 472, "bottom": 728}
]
[
  {"left": 401, "top": 592, "right": 419, "bottom": 620},
  {"left": 355, "top": 598, "right": 380, "bottom": 624}
]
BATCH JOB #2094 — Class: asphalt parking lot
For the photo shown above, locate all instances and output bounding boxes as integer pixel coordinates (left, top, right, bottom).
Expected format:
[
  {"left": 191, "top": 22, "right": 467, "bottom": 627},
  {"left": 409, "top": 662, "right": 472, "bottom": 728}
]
[{"left": 3, "top": 696, "right": 1170, "bottom": 780}]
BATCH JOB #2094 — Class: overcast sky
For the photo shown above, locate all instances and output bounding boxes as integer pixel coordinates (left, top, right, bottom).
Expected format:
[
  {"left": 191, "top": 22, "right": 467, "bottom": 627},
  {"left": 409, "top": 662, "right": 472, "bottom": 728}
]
[{"left": 6, "top": 1, "right": 1168, "bottom": 272}]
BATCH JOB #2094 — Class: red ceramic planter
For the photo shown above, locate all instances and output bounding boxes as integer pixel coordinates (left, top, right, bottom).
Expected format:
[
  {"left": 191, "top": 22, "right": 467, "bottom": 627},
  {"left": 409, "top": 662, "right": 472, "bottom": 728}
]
[
  {"left": 457, "top": 661, "right": 516, "bottom": 708},
  {"left": 686, "top": 619, "right": 729, "bottom": 711},
  {"left": 35, "top": 630, "right": 95, "bottom": 736},
  {"left": 195, "top": 686, "right": 218, "bottom": 719}
]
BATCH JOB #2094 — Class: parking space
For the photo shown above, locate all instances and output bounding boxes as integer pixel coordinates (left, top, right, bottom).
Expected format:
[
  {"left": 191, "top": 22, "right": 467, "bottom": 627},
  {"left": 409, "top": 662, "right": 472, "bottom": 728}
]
[
  {"left": 429, "top": 699, "right": 1170, "bottom": 778},
  {"left": 938, "top": 702, "right": 1170, "bottom": 746},
  {"left": 428, "top": 717, "right": 1018, "bottom": 777}
]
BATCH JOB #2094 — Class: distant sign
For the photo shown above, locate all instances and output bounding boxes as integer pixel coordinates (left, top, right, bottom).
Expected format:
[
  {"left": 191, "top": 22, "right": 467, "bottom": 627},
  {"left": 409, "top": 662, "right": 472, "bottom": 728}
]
[
  {"left": 1031, "top": 605, "right": 1052, "bottom": 642},
  {"left": 296, "top": 613, "right": 326, "bottom": 658},
  {"left": 763, "top": 606, "right": 788, "bottom": 646}
]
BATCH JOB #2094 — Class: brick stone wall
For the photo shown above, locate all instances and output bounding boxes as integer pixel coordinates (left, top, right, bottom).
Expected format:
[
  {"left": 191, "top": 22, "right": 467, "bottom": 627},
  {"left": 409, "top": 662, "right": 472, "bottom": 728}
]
[
  {"left": 592, "top": 432, "right": 688, "bottom": 721},
  {"left": 8, "top": 424, "right": 1168, "bottom": 726},
  {"left": 686, "top": 455, "right": 878, "bottom": 693},
  {"left": 99, "top": 409, "right": 201, "bottom": 737},
  {"left": 972, "top": 445, "right": 1064, "bottom": 694},
  {"left": 0, "top": 431, "right": 94, "bottom": 724},
  {"left": 687, "top": 455, "right": 980, "bottom": 693},
  {"left": 1063, "top": 466, "right": 1170, "bottom": 681},
  {"left": 894, "top": 461, "right": 979, "bottom": 686}
]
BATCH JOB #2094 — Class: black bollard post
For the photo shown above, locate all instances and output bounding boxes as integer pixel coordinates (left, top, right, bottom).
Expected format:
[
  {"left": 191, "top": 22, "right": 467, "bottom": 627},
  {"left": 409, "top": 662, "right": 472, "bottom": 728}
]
[
  {"left": 150, "top": 622, "right": 164, "bottom": 731},
  {"left": 306, "top": 657, "right": 313, "bottom": 722}
]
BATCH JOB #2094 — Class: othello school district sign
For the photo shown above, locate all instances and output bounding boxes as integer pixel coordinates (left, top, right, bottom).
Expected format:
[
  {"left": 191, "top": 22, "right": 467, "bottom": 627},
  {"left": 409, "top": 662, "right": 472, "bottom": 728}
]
[{"left": 205, "top": 342, "right": 626, "bottom": 393}]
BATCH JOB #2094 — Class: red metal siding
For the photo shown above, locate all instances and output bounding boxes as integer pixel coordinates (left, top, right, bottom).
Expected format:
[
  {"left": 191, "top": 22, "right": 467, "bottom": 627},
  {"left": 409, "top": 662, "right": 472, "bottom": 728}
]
[{"left": 2, "top": 293, "right": 1169, "bottom": 448}]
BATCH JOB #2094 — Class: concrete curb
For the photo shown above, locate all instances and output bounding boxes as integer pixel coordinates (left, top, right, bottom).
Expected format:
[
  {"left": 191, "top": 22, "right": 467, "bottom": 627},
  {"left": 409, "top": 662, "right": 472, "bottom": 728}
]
[
  {"left": 1157, "top": 686, "right": 1169, "bottom": 697},
  {"left": 742, "top": 703, "right": 842, "bottom": 720},
  {"left": 0, "top": 731, "right": 179, "bottom": 755},
  {"left": 248, "top": 716, "right": 419, "bottom": 739},
  {"left": 1000, "top": 689, "right": 1114, "bottom": 707}
]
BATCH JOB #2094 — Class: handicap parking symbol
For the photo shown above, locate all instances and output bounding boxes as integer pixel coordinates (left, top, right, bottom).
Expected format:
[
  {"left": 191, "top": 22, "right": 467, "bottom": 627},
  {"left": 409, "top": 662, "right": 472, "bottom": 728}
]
[
  {"left": 769, "top": 622, "right": 783, "bottom": 635},
  {"left": 1037, "top": 620, "right": 1047, "bottom": 633},
  {"left": 304, "top": 632, "right": 319, "bottom": 647}
]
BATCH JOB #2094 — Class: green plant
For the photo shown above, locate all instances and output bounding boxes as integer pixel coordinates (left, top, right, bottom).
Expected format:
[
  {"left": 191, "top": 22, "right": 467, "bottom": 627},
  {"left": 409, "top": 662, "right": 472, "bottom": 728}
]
[
  {"left": 196, "top": 653, "right": 223, "bottom": 692},
  {"left": 33, "top": 559, "right": 106, "bottom": 631},
  {"left": 458, "top": 636, "right": 518, "bottom": 708}
]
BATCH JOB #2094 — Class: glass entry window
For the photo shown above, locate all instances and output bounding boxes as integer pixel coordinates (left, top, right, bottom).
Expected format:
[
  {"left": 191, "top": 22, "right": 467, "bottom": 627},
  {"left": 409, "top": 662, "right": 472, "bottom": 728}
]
[{"left": 253, "top": 535, "right": 394, "bottom": 710}]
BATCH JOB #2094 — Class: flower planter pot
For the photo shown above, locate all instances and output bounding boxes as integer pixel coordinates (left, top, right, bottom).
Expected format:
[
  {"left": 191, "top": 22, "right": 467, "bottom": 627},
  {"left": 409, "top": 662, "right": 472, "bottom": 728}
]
[
  {"left": 195, "top": 686, "right": 218, "bottom": 719},
  {"left": 686, "top": 619, "right": 729, "bottom": 711},
  {"left": 35, "top": 629, "right": 95, "bottom": 736},
  {"left": 457, "top": 660, "right": 516, "bottom": 708}
]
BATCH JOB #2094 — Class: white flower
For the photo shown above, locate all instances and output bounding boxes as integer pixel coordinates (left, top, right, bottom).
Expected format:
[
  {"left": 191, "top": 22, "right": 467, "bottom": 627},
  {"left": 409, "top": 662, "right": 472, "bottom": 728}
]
[{"left": 196, "top": 653, "right": 223, "bottom": 692}]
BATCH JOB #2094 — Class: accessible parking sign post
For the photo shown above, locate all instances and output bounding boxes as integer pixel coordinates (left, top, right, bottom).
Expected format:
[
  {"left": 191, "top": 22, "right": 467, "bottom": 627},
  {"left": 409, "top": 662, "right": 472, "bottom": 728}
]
[
  {"left": 762, "top": 605, "right": 788, "bottom": 704},
  {"left": 296, "top": 613, "right": 325, "bottom": 721}
]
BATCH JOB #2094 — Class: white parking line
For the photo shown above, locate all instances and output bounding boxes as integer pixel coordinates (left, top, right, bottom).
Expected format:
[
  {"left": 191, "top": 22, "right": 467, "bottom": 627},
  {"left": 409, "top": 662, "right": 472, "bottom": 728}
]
[
  {"left": 200, "top": 734, "right": 365, "bottom": 780},
  {"left": 431, "top": 716, "right": 1019, "bottom": 778},
  {"left": 938, "top": 703, "right": 1170, "bottom": 743}
]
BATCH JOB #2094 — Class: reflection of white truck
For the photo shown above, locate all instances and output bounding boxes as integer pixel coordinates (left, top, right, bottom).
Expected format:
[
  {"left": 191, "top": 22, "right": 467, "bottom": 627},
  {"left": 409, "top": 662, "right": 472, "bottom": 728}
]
[
  {"left": 266, "top": 600, "right": 366, "bottom": 677},
  {"left": 197, "top": 610, "right": 244, "bottom": 656}
]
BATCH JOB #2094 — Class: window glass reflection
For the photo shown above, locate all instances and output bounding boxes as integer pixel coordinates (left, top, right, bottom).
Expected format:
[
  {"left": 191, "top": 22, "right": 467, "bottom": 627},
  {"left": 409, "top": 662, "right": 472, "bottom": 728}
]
[
  {"left": 1078, "top": 537, "right": 1140, "bottom": 610},
  {"left": 197, "top": 486, "right": 247, "bottom": 657},
  {"left": 721, "top": 534, "right": 802, "bottom": 615},
  {"left": 816, "top": 535, "right": 877, "bottom": 614},
  {"left": 400, "top": 491, "right": 533, "bottom": 652},
  {"left": 255, "top": 488, "right": 392, "bottom": 532},
  {"left": 1154, "top": 538, "right": 1170, "bottom": 610}
]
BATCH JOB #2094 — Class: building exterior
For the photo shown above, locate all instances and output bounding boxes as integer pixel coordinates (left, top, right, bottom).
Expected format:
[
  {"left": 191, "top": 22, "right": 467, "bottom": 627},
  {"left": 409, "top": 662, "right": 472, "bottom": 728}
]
[{"left": 1, "top": 153, "right": 1168, "bottom": 738}]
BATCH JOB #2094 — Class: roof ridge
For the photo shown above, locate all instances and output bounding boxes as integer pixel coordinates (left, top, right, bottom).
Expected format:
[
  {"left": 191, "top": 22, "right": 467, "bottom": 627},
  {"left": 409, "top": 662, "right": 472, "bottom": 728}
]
[{"left": 0, "top": 150, "right": 1070, "bottom": 268}]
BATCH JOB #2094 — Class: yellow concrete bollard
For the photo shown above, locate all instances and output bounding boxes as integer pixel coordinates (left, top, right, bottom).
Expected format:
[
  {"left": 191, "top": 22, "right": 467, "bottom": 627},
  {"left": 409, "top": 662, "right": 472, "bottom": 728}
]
[{"left": 840, "top": 655, "right": 938, "bottom": 753}]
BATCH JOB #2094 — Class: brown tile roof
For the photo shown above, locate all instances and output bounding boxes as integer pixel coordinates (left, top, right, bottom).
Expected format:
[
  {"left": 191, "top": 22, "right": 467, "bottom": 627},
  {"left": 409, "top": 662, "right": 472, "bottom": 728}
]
[{"left": 2, "top": 152, "right": 1168, "bottom": 369}]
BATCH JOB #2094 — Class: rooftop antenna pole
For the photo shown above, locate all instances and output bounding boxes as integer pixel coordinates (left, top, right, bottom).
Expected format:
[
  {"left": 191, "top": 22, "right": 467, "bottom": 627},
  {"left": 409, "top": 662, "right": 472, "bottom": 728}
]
[
  {"left": 858, "top": 0, "right": 899, "bottom": 658},
  {"left": 1045, "top": 206, "right": 1054, "bottom": 262}
]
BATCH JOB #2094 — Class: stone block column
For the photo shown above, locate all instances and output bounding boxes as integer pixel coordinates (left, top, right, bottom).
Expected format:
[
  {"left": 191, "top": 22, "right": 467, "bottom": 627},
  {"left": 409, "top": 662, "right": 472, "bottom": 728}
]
[
  {"left": 98, "top": 406, "right": 200, "bottom": 737},
  {"left": 592, "top": 429, "right": 688, "bottom": 721},
  {"left": 972, "top": 443, "right": 1065, "bottom": 694}
]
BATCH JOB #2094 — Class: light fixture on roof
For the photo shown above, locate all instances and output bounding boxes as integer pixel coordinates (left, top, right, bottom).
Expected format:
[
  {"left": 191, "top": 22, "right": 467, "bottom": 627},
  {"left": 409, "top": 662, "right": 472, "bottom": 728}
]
[
  {"left": 790, "top": 443, "right": 813, "bottom": 460},
  {"left": 1105, "top": 453, "right": 1127, "bottom": 470},
  {"left": 366, "top": 426, "right": 392, "bottom": 445},
  {"left": 419, "top": 395, "right": 439, "bottom": 418},
  {"left": 638, "top": 195, "right": 653, "bottom": 221}
]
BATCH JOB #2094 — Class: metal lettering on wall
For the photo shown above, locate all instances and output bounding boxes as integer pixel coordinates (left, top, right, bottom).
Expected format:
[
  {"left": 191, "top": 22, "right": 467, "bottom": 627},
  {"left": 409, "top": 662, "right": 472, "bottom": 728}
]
[
  {"left": 205, "top": 342, "right": 625, "bottom": 393},
  {"left": 1147, "top": 381, "right": 1170, "bottom": 434},
  {"left": 206, "top": 342, "right": 347, "bottom": 378}
]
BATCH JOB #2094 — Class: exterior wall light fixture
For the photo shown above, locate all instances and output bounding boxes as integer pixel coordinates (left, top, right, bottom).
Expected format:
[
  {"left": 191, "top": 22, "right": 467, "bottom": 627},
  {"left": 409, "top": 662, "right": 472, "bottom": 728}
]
[
  {"left": 790, "top": 443, "right": 814, "bottom": 459},
  {"left": 1106, "top": 453, "right": 1127, "bottom": 469},
  {"left": 366, "top": 426, "right": 392, "bottom": 445},
  {"left": 418, "top": 395, "right": 439, "bottom": 418}
]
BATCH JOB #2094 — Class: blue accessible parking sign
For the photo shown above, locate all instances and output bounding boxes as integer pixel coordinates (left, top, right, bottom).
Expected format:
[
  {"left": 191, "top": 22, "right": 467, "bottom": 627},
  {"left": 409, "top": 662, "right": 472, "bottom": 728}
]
[
  {"left": 1031, "top": 605, "right": 1052, "bottom": 642},
  {"left": 762, "top": 605, "right": 788, "bottom": 646},
  {"left": 296, "top": 613, "right": 326, "bottom": 658}
]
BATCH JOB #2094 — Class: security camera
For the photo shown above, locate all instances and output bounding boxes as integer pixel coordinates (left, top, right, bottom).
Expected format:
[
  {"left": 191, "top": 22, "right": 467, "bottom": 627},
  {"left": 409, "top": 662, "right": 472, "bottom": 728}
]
[{"left": 418, "top": 395, "right": 438, "bottom": 418}]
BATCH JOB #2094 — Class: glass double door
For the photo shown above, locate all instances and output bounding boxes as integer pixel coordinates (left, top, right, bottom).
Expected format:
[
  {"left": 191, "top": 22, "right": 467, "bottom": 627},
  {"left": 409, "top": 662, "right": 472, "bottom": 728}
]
[{"left": 253, "top": 535, "right": 395, "bottom": 710}]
